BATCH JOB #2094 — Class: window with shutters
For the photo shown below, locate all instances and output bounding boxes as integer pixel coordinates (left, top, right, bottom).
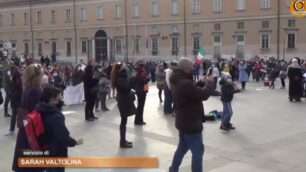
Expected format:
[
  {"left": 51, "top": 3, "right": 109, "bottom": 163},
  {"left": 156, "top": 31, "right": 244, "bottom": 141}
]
[
  {"left": 236, "top": 0, "right": 246, "bottom": 11},
  {"left": 214, "top": 0, "right": 222, "bottom": 12},
  {"left": 288, "top": 19, "right": 296, "bottom": 28},
  {"left": 193, "top": 0, "right": 201, "bottom": 14},
  {"left": 82, "top": 41, "right": 87, "bottom": 54},
  {"left": 261, "top": 0, "right": 271, "bottom": 9},
  {"left": 261, "top": 33, "right": 270, "bottom": 49},
  {"left": 287, "top": 33, "right": 296, "bottom": 49},
  {"left": 262, "top": 21, "right": 269, "bottom": 28},
  {"left": 214, "top": 23, "right": 221, "bottom": 31},
  {"left": 133, "top": 3, "right": 140, "bottom": 18},
  {"left": 115, "top": 5, "right": 121, "bottom": 18},
  {"left": 193, "top": 36, "right": 200, "bottom": 55},
  {"left": 24, "top": 13, "right": 28, "bottom": 25},
  {"left": 152, "top": 1, "right": 159, "bottom": 16},
  {"left": 67, "top": 41, "right": 71, "bottom": 57},
  {"left": 152, "top": 38, "right": 159, "bottom": 56},
  {"left": 11, "top": 13, "right": 16, "bottom": 25},
  {"left": 97, "top": 7, "right": 104, "bottom": 20},
  {"left": 237, "top": 22, "right": 244, "bottom": 29},
  {"left": 51, "top": 11, "right": 56, "bottom": 23},
  {"left": 171, "top": 0, "right": 179, "bottom": 15},
  {"left": 66, "top": 9, "right": 71, "bottom": 21}
]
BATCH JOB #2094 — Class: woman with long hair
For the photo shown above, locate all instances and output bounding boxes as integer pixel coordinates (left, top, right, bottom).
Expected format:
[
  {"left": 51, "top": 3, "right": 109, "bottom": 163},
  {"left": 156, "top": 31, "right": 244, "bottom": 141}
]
[
  {"left": 12, "top": 63, "right": 45, "bottom": 172},
  {"left": 111, "top": 63, "right": 136, "bottom": 148},
  {"left": 156, "top": 63, "right": 166, "bottom": 103},
  {"left": 83, "top": 64, "right": 99, "bottom": 121},
  {"left": 111, "top": 63, "right": 122, "bottom": 98}
]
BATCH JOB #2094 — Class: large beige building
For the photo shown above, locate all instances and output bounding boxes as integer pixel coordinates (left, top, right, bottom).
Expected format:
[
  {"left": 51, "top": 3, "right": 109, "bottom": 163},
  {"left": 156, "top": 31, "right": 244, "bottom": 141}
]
[{"left": 0, "top": 0, "right": 305, "bottom": 63}]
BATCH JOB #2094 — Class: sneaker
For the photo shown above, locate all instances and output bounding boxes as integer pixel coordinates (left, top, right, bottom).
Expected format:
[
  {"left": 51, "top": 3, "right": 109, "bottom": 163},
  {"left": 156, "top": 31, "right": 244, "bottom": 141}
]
[{"left": 5, "top": 131, "right": 14, "bottom": 136}]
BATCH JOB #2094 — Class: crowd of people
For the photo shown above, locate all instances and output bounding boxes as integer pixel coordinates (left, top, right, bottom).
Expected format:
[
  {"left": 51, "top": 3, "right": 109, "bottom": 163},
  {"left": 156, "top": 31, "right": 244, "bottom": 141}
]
[{"left": 1, "top": 53, "right": 306, "bottom": 172}]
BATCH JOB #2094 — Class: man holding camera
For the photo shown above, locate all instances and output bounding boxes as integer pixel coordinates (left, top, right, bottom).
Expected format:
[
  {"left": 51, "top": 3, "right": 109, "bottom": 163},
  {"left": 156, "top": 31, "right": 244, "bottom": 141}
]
[{"left": 169, "top": 57, "right": 215, "bottom": 172}]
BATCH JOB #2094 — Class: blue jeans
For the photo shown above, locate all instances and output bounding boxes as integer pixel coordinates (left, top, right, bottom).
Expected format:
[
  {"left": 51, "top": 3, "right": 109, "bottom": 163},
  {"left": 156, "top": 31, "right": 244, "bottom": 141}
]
[
  {"left": 164, "top": 84, "right": 173, "bottom": 114},
  {"left": 169, "top": 132, "right": 204, "bottom": 172},
  {"left": 222, "top": 102, "right": 233, "bottom": 126}
]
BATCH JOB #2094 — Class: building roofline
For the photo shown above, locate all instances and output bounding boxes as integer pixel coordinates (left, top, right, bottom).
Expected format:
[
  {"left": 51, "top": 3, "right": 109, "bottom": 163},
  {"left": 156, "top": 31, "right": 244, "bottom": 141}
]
[{"left": 0, "top": 0, "right": 72, "bottom": 7}]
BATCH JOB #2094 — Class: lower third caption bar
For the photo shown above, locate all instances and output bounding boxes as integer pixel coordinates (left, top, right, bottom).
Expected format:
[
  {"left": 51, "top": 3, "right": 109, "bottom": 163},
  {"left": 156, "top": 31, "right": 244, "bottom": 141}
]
[{"left": 18, "top": 157, "right": 159, "bottom": 168}]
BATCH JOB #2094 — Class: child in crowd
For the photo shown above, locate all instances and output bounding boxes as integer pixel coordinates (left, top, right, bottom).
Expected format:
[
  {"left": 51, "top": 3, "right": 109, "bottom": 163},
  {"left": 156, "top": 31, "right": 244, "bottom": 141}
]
[{"left": 219, "top": 73, "right": 235, "bottom": 131}]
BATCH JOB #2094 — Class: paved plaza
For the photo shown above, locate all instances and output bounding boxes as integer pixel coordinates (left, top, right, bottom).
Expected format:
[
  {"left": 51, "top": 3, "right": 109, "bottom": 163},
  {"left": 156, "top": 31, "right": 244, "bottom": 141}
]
[{"left": 1, "top": 81, "right": 306, "bottom": 172}]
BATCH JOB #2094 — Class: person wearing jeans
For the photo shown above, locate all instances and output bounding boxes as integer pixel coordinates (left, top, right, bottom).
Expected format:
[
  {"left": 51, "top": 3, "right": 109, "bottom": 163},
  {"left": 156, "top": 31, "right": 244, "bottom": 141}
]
[
  {"left": 170, "top": 133, "right": 204, "bottom": 172},
  {"left": 163, "top": 83, "right": 173, "bottom": 114},
  {"left": 219, "top": 74, "right": 235, "bottom": 131},
  {"left": 164, "top": 61, "right": 177, "bottom": 115},
  {"left": 169, "top": 57, "right": 214, "bottom": 172}
]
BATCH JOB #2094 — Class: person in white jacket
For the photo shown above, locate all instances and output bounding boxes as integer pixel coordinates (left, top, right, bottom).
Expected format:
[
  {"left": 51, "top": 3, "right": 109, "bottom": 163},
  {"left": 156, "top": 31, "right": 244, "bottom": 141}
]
[
  {"left": 164, "top": 61, "right": 177, "bottom": 115},
  {"left": 207, "top": 62, "right": 220, "bottom": 90}
]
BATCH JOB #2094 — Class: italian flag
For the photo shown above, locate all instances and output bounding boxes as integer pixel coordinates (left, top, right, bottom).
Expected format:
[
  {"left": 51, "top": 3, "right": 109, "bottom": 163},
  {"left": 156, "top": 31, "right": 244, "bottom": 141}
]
[{"left": 196, "top": 47, "right": 206, "bottom": 64}]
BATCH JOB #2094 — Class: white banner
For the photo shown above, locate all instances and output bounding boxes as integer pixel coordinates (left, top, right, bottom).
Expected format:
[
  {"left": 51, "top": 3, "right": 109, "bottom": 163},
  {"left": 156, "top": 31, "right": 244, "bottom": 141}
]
[{"left": 63, "top": 83, "right": 85, "bottom": 105}]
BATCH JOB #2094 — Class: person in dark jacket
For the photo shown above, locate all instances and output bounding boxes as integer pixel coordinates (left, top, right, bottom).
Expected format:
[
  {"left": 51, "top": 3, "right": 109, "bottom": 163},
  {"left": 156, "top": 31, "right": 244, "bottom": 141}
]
[
  {"left": 219, "top": 74, "right": 235, "bottom": 131},
  {"left": 37, "top": 85, "right": 83, "bottom": 172},
  {"left": 288, "top": 58, "right": 303, "bottom": 102},
  {"left": 12, "top": 63, "right": 44, "bottom": 172},
  {"left": 268, "top": 66, "right": 279, "bottom": 89},
  {"left": 131, "top": 62, "right": 150, "bottom": 125},
  {"left": 83, "top": 64, "right": 99, "bottom": 121},
  {"left": 3, "top": 62, "right": 14, "bottom": 117},
  {"left": 112, "top": 63, "right": 136, "bottom": 148},
  {"left": 169, "top": 57, "right": 214, "bottom": 172},
  {"left": 5, "top": 66, "right": 22, "bottom": 136}
]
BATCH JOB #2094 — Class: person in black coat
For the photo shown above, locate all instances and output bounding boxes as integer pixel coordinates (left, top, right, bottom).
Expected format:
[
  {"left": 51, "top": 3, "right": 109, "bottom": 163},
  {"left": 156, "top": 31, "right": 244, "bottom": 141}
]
[
  {"left": 131, "top": 63, "right": 150, "bottom": 125},
  {"left": 83, "top": 64, "right": 99, "bottom": 121},
  {"left": 5, "top": 65, "right": 22, "bottom": 136},
  {"left": 37, "top": 85, "right": 83, "bottom": 172},
  {"left": 288, "top": 58, "right": 303, "bottom": 102},
  {"left": 112, "top": 63, "right": 136, "bottom": 148},
  {"left": 169, "top": 57, "right": 214, "bottom": 172},
  {"left": 3, "top": 63, "right": 13, "bottom": 117}
]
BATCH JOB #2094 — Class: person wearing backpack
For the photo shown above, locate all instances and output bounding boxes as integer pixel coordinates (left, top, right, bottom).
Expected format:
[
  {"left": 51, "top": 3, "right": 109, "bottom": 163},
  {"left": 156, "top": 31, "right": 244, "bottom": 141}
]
[
  {"left": 12, "top": 63, "right": 45, "bottom": 172},
  {"left": 219, "top": 74, "right": 235, "bottom": 131},
  {"left": 37, "top": 85, "right": 84, "bottom": 172}
]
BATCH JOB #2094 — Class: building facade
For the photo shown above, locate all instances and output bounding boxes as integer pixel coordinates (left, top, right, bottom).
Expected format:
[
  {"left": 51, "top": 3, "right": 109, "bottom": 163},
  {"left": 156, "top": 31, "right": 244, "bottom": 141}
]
[{"left": 0, "top": 0, "right": 305, "bottom": 63}]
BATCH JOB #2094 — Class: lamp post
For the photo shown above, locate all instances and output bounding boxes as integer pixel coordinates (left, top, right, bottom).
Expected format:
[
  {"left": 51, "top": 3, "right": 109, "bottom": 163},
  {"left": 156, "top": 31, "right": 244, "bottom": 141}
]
[
  {"left": 281, "top": 27, "right": 287, "bottom": 61},
  {"left": 232, "top": 35, "right": 238, "bottom": 60}
]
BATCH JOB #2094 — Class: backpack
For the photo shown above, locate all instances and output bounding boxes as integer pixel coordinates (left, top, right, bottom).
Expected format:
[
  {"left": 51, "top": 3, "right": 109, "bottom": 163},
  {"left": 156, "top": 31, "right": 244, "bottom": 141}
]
[{"left": 23, "top": 111, "right": 46, "bottom": 150}]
